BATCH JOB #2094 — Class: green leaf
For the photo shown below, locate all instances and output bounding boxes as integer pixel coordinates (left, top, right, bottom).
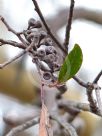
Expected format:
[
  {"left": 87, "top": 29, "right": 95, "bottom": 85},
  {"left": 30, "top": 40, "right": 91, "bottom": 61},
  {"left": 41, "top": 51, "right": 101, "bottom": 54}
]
[{"left": 58, "top": 44, "right": 83, "bottom": 83}]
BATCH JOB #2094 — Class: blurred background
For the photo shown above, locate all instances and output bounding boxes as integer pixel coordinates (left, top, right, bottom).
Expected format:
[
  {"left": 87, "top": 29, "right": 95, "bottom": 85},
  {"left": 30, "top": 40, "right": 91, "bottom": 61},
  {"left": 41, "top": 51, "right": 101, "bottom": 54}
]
[{"left": 0, "top": 0, "right": 102, "bottom": 136}]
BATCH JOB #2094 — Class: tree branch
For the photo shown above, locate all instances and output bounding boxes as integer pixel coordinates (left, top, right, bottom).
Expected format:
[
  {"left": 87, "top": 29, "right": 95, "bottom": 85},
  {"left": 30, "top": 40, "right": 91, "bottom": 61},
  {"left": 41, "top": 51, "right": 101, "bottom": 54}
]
[
  {"left": 0, "top": 39, "right": 26, "bottom": 49},
  {"left": 95, "top": 87, "right": 102, "bottom": 115},
  {"left": 86, "top": 82, "right": 102, "bottom": 116},
  {"left": 0, "top": 39, "right": 36, "bottom": 69},
  {"left": 0, "top": 16, "right": 28, "bottom": 46},
  {"left": 73, "top": 76, "right": 88, "bottom": 88},
  {"left": 63, "top": 0, "right": 75, "bottom": 51},
  {"left": 58, "top": 99, "right": 90, "bottom": 113},
  {"left": 46, "top": 8, "right": 102, "bottom": 37},
  {"left": 93, "top": 70, "right": 102, "bottom": 83},
  {"left": 31, "top": 0, "right": 67, "bottom": 55},
  {"left": 51, "top": 113, "right": 78, "bottom": 136},
  {"left": 6, "top": 118, "right": 39, "bottom": 136}
]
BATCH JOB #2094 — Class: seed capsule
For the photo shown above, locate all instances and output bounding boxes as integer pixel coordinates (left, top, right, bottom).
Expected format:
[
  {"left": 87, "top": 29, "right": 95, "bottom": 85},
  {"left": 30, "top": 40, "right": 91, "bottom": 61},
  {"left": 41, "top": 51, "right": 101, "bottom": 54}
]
[
  {"left": 45, "top": 46, "right": 57, "bottom": 55},
  {"left": 28, "top": 18, "right": 42, "bottom": 29},
  {"left": 37, "top": 49, "right": 46, "bottom": 57},
  {"left": 43, "top": 72, "right": 51, "bottom": 80}
]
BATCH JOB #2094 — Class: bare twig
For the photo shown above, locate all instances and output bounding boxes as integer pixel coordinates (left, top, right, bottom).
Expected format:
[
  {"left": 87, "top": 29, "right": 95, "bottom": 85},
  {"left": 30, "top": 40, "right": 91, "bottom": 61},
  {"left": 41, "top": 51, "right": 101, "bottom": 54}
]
[
  {"left": 51, "top": 114, "right": 78, "bottom": 136},
  {"left": 90, "top": 70, "right": 102, "bottom": 115},
  {"left": 0, "top": 40, "right": 36, "bottom": 69},
  {"left": 0, "top": 51, "right": 26, "bottom": 69},
  {"left": 73, "top": 76, "right": 88, "bottom": 88},
  {"left": 58, "top": 99, "right": 90, "bottom": 112},
  {"left": 58, "top": 97, "right": 102, "bottom": 117},
  {"left": 95, "top": 88, "right": 102, "bottom": 114},
  {"left": 0, "top": 39, "right": 26, "bottom": 49},
  {"left": 0, "top": 38, "right": 35, "bottom": 55},
  {"left": 31, "top": 0, "right": 67, "bottom": 55},
  {"left": 35, "top": 59, "right": 45, "bottom": 104},
  {"left": 0, "top": 16, "right": 17, "bottom": 35},
  {"left": 6, "top": 118, "right": 39, "bottom": 136},
  {"left": 46, "top": 8, "right": 102, "bottom": 36},
  {"left": 0, "top": 16, "right": 28, "bottom": 46},
  {"left": 91, "top": 82, "right": 102, "bottom": 115},
  {"left": 73, "top": 71, "right": 102, "bottom": 116},
  {"left": 86, "top": 83, "right": 102, "bottom": 116},
  {"left": 93, "top": 70, "right": 102, "bottom": 83},
  {"left": 64, "top": 0, "right": 75, "bottom": 51},
  {"left": 73, "top": 75, "right": 102, "bottom": 116}
]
